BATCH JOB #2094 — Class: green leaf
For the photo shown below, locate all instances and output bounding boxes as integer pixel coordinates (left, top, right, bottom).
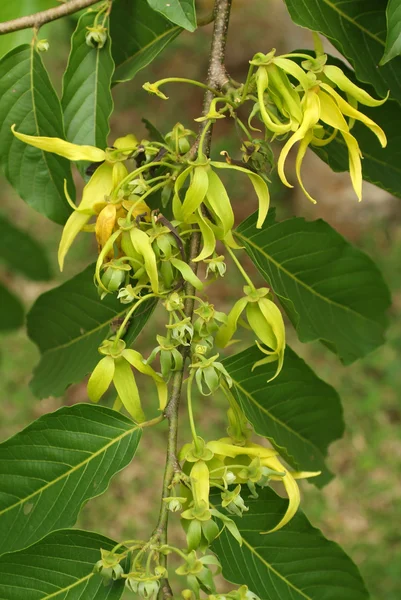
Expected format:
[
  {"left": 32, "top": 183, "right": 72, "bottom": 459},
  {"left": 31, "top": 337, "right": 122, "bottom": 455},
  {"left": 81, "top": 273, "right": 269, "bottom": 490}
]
[
  {"left": 0, "top": 214, "right": 51, "bottom": 280},
  {"left": 212, "top": 488, "right": 369, "bottom": 600},
  {"left": 0, "top": 403, "right": 141, "bottom": 556},
  {"left": 0, "top": 1, "right": 55, "bottom": 59},
  {"left": 294, "top": 52, "right": 401, "bottom": 199},
  {"left": 223, "top": 345, "right": 343, "bottom": 486},
  {"left": 111, "top": 0, "right": 181, "bottom": 84},
  {"left": 0, "top": 529, "right": 126, "bottom": 599},
  {"left": 0, "top": 45, "right": 75, "bottom": 224},
  {"left": 236, "top": 210, "right": 391, "bottom": 364},
  {"left": 27, "top": 263, "right": 156, "bottom": 398},
  {"left": 62, "top": 12, "right": 114, "bottom": 151},
  {"left": 381, "top": 0, "right": 401, "bottom": 65},
  {"left": 283, "top": 0, "right": 401, "bottom": 104},
  {"left": 0, "top": 283, "right": 24, "bottom": 332},
  {"left": 147, "top": 0, "right": 196, "bottom": 31}
]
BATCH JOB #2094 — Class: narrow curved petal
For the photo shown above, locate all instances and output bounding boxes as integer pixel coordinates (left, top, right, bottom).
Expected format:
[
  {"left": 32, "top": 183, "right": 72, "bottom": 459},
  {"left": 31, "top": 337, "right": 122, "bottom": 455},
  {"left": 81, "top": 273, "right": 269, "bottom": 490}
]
[
  {"left": 215, "top": 297, "right": 249, "bottom": 348},
  {"left": 130, "top": 227, "right": 159, "bottom": 293},
  {"left": 193, "top": 210, "right": 216, "bottom": 262},
  {"left": 123, "top": 349, "right": 168, "bottom": 411},
  {"left": 12, "top": 124, "right": 105, "bottom": 162},
  {"left": 295, "top": 129, "right": 316, "bottom": 203},
  {"left": 190, "top": 460, "right": 210, "bottom": 506},
  {"left": 58, "top": 211, "right": 92, "bottom": 271},
  {"left": 181, "top": 165, "right": 209, "bottom": 222},
  {"left": 171, "top": 257, "right": 203, "bottom": 290},
  {"left": 205, "top": 169, "right": 234, "bottom": 236},
  {"left": 323, "top": 65, "right": 388, "bottom": 107},
  {"left": 113, "top": 358, "right": 145, "bottom": 423},
  {"left": 320, "top": 83, "right": 387, "bottom": 147},
  {"left": 95, "top": 204, "right": 117, "bottom": 250},
  {"left": 260, "top": 456, "right": 300, "bottom": 533},
  {"left": 317, "top": 90, "right": 349, "bottom": 132},
  {"left": 256, "top": 67, "right": 292, "bottom": 134},
  {"left": 341, "top": 131, "right": 363, "bottom": 201}
]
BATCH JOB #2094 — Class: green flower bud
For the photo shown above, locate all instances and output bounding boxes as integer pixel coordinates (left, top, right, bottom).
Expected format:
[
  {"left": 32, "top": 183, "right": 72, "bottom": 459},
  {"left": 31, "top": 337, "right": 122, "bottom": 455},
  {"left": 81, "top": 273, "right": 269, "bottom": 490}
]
[
  {"left": 36, "top": 39, "right": 49, "bottom": 53},
  {"left": 86, "top": 25, "right": 108, "bottom": 48},
  {"left": 204, "top": 255, "right": 226, "bottom": 278},
  {"left": 221, "top": 485, "right": 249, "bottom": 517},
  {"left": 138, "top": 580, "right": 160, "bottom": 599}
]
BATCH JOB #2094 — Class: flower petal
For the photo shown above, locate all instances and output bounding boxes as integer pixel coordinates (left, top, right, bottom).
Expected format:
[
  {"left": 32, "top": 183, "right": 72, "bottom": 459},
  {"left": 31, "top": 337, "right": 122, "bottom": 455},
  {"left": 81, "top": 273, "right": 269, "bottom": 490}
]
[
  {"left": 87, "top": 355, "right": 115, "bottom": 402},
  {"left": 171, "top": 257, "right": 203, "bottom": 290},
  {"left": 320, "top": 83, "right": 387, "bottom": 147},
  {"left": 205, "top": 169, "right": 234, "bottom": 236},
  {"left": 295, "top": 129, "right": 316, "bottom": 203},
  {"left": 95, "top": 204, "right": 117, "bottom": 251},
  {"left": 215, "top": 296, "right": 249, "bottom": 347},
  {"left": 256, "top": 68, "right": 292, "bottom": 134},
  {"left": 341, "top": 131, "right": 363, "bottom": 201},
  {"left": 193, "top": 209, "right": 216, "bottom": 262},
  {"left": 323, "top": 65, "right": 388, "bottom": 107},
  {"left": 113, "top": 357, "right": 145, "bottom": 423},
  {"left": 211, "top": 162, "right": 270, "bottom": 229},
  {"left": 181, "top": 165, "right": 209, "bottom": 222},
  {"left": 260, "top": 456, "right": 300, "bottom": 533},
  {"left": 11, "top": 124, "right": 105, "bottom": 162},
  {"left": 190, "top": 460, "right": 210, "bottom": 506},
  {"left": 123, "top": 349, "right": 168, "bottom": 411},
  {"left": 130, "top": 227, "right": 159, "bottom": 293}
]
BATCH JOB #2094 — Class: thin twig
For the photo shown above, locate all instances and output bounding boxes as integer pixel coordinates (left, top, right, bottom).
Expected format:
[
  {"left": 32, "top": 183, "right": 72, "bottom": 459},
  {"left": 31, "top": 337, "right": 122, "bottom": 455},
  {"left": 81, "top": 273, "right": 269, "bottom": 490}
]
[
  {"left": 154, "top": 1, "right": 233, "bottom": 597},
  {"left": 0, "top": 0, "right": 101, "bottom": 34}
]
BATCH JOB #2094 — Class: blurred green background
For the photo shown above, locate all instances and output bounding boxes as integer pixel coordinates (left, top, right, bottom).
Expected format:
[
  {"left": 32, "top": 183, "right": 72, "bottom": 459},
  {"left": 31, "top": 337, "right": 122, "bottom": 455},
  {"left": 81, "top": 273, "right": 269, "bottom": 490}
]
[{"left": 0, "top": 1, "right": 400, "bottom": 598}]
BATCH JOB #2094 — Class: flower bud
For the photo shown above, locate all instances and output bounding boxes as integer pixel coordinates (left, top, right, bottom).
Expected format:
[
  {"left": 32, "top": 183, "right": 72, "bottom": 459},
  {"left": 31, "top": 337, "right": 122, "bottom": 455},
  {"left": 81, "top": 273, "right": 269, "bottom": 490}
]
[
  {"left": 138, "top": 580, "right": 160, "bottom": 599},
  {"left": 86, "top": 25, "right": 108, "bottom": 48},
  {"left": 36, "top": 39, "right": 49, "bottom": 53}
]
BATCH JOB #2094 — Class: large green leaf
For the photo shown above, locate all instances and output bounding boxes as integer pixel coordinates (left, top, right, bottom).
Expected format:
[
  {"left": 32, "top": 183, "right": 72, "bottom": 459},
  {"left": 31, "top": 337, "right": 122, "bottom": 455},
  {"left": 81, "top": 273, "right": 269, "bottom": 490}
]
[
  {"left": 236, "top": 210, "right": 391, "bottom": 364},
  {"left": 223, "top": 345, "right": 343, "bottom": 486},
  {"left": 0, "top": 214, "right": 51, "bottom": 280},
  {"left": 0, "top": 529, "right": 126, "bottom": 599},
  {"left": 111, "top": 0, "right": 181, "bottom": 84},
  {"left": 0, "top": 45, "right": 74, "bottom": 224},
  {"left": 62, "top": 12, "right": 114, "bottom": 151},
  {"left": 0, "top": 1, "right": 55, "bottom": 59},
  {"left": 147, "top": 0, "right": 196, "bottom": 31},
  {"left": 0, "top": 404, "right": 141, "bottom": 556},
  {"left": 27, "top": 263, "right": 156, "bottom": 398},
  {"left": 212, "top": 488, "right": 369, "bottom": 600},
  {"left": 0, "top": 283, "right": 24, "bottom": 332},
  {"left": 283, "top": 0, "right": 401, "bottom": 104},
  {"left": 381, "top": 0, "right": 401, "bottom": 65}
]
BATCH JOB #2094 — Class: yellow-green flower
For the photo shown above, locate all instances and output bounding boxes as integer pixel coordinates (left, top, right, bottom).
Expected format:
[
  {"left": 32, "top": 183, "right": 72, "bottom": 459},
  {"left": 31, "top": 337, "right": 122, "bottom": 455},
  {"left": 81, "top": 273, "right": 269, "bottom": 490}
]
[
  {"left": 87, "top": 340, "right": 167, "bottom": 422},
  {"left": 215, "top": 287, "right": 285, "bottom": 382},
  {"left": 11, "top": 126, "right": 138, "bottom": 269}
]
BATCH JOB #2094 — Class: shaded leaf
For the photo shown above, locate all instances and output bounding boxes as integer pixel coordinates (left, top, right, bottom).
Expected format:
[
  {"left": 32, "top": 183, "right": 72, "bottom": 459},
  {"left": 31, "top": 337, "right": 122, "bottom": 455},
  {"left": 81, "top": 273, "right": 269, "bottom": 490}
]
[
  {"left": 62, "top": 12, "right": 114, "bottom": 152},
  {"left": 283, "top": 0, "right": 401, "bottom": 104},
  {"left": 223, "top": 345, "right": 343, "bottom": 486},
  {"left": 0, "top": 529, "right": 126, "bottom": 599},
  {"left": 236, "top": 210, "right": 391, "bottom": 364},
  {"left": 27, "top": 263, "right": 156, "bottom": 398},
  {"left": 0, "top": 214, "right": 51, "bottom": 280},
  {"left": 147, "top": 0, "right": 196, "bottom": 31},
  {"left": 0, "top": 404, "right": 141, "bottom": 555},
  {"left": 0, "top": 283, "right": 24, "bottom": 332},
  {"left": 381, "top": 0, "right": 401, "bottom": 65},
  {"left": 212, "top": 488, "right": 369, "bottom": 600},
  {"left": 0, "top": 45, "right": 75, "bottom": 224},
  {"left": 111, "top": 0, "right": 181, "bottom": 84}
]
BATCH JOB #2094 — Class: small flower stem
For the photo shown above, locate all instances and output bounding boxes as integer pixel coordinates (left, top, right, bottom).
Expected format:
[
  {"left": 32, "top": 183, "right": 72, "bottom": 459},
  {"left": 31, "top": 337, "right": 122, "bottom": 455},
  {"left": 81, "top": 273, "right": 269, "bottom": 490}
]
[
  {"left": 224, "top": 243, "right": 255, "bottom": 290},
  {"left": 186, "top": 373, "right": 200, "bottom": 450},
  {"left": 235, "top": 116, "right": 253, "bottom": 141},
  {"left": 114, "top": 293, "right": 158, "bottom": 345},
  {"left": 151, "top": 77, "right": 225, "bottom": 98},
  {"left": 241, "top": 63, "right": 255, "bottom": 102},
  {"left": 197, "top": 119, "right": 214, "bottom": 160},
  {"left": 113, "top": 161, "right": 178, "bottom": 200}
]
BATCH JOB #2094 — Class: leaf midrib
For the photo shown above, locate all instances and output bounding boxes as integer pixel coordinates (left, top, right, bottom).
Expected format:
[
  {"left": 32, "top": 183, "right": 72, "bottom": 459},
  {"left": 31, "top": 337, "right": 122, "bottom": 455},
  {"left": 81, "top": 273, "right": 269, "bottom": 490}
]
[
  {"left": 235, "top": 231, "right": 375, "bottom": 326},
  {"left": 0, "top": 424, "right": 138, "bottom": 517},
  {"left": 321, "top": 0, "right": 384, "bottom": 46}
]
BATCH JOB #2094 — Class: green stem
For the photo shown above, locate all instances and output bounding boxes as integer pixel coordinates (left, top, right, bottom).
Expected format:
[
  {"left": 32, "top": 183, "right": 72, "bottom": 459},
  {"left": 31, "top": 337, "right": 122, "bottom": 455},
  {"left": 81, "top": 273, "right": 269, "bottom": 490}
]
[
  {"left": 114, "top": 293, "right": 157, "bottom": 344},
  {"left": 224, "top": 243, "right": 255, "bottom": 290},
  {"left": 241, "top": 63, "right": 255, "bottom": 102},
  {"left": 151, "top": 77, "right": 225, "bottom": 98},
  {"left": 186, "top": 373, "right": 200, "bottom": 449},
  {"left": 112, "top": 161, "right": 177, "bottom": 200}
]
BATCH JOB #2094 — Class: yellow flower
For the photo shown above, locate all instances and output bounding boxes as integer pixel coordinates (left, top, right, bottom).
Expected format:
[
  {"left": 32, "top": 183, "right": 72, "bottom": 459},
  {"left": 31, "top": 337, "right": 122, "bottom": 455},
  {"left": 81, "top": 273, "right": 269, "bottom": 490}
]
[{"left": 11, "top": 126, "right": 138, "bottom": 269}]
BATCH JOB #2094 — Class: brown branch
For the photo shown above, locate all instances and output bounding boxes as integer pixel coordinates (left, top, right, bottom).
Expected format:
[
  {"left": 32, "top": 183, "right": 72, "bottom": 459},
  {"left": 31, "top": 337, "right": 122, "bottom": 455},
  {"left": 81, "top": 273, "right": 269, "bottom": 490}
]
[
  {"left": 0, "top": 0, "right": 102, "bottom": 35},
  {"left": 154, "top": 1, "right": 233, "bottom": 598}
]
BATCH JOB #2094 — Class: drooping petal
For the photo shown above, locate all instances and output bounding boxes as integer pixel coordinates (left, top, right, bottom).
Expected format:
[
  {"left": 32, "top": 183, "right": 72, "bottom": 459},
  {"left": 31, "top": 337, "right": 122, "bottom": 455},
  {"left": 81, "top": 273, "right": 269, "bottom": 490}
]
[
  {"left": 215, "top": 296, "right": 249, "bottom": 348},
  {"left": 170, "top": 257, "right": 203, "bottom": 290},
  {"left": 193, "top": 209, "right": 216, "bottom": 262},
  {"left": 266, "top": 62, "right": 303, "bottom": 123},
  {"left": 130, "top": 227, "right": 159, "bottom": 293},
  {"left": 320, "top": 83, "right": 387, "bottom": 147},
  {"left": 95, "top": 229, "right": 122, "bottom": 292},
  {"left": 256, "top": 67, "right": 292, "bottom": 134},
  {"left": 317, "top": 90, "right": 349, "bottom": 132},
  {"left": 295, "top": 129, "right": 316, "bottom": 203},
  {"left": 273, "top": 57, "right": 311, "bottom": 91},
  {"left": 113, "top": 357, "right": 145, "bottom": 423},
  {"left": 11, "top": 124, "right": 105, "bottom": 162},
  {"left": 181, "top": 165, "right": 209, "bottom": 222},
  {"left": 205, "top": 169, "right": 234, "bottom": 236},
  {"left": 58, "top": 162, "right": 115, "bottom": 270},
  {"left": 87, "top": 355, "right": 115, "bottom": 402},
  {"left": 190, "top": 460, "right": 210, "bottom": 507},
  {"left": 211, "top": 162, "right": 270, "bottom": 229},
  {"left": 260, "top": 455, "right": 300, "bottom": 533},
  {"left": 341, "top": 131, "right": 363, "bottom": 201},
  {"left": 277, "top": 89, "right": 320, "bottom": 188},
  {"left": 123, "top": 349, "right": 168, "bottom": 411},
  {"left": 323, "top": 65, "right": 389, "bottom": 107},
  {"left": 172, "top": 166, "right": 193, "bottom": 221}
]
